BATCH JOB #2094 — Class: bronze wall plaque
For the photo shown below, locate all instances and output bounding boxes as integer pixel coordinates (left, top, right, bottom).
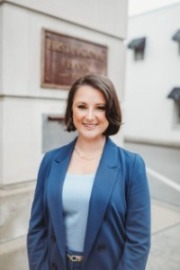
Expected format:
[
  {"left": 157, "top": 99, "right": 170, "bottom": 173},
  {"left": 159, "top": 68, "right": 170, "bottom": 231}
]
[{"left": 41, "top": 29, "right": 108, "bottom": 89}]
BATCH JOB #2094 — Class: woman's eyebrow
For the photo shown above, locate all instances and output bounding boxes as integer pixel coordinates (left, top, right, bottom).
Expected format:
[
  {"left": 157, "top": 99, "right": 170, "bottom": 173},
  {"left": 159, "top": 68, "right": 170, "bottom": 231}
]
[{"left": 74, "top": 101, "right": 106, "bottom": 105}]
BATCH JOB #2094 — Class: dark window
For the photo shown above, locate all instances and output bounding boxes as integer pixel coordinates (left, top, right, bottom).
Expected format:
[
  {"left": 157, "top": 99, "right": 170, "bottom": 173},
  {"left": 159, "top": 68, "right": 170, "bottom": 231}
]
[
  {"left": 167, "top": 88, "right": 180, "bottom": 125},
  {"left": 175, "top": 101, "right": 180, "bottom": 124},
  {"left": 172, "top": 30, "right": 180, "bottom": 55},
  {"left": 127, "top": 37, "right": 146, "bottom": 61},
  {"left": 42, "top": 114, "right": 76, "bottom": 153}
]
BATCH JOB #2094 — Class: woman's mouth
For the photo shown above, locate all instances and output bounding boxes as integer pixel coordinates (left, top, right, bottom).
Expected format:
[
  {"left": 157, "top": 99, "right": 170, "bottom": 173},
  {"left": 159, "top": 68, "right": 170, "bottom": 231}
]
[{"left": 83, "top": 123, "right": 97, "bottom": 129}]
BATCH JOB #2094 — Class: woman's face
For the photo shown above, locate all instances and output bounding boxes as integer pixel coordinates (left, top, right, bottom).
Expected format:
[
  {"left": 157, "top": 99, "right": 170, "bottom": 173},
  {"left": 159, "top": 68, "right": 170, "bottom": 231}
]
[{"left": 72, "top": 85, "right": 109, "bottom": 141}]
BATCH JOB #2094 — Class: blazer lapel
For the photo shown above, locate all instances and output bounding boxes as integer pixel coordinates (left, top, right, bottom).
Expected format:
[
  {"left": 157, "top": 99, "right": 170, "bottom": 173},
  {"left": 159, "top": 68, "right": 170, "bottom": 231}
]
[
  {"left": 46, "top": 140, "right": 76, "bottom": 267},
  {"left": 83, "top": 138, "right": 119, "bottom": 265}
]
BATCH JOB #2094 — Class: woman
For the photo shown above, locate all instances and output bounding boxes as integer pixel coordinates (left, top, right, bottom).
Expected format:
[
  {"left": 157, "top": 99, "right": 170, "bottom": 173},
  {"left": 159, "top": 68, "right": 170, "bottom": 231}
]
[{"left": 27, "top": 74, "right": 151, "bottom": 270}]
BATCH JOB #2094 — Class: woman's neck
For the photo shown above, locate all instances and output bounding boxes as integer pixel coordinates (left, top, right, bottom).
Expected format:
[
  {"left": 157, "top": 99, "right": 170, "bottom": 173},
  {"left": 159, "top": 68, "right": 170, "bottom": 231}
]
[{"left": 75, "top": 136, "right": 106, "bottom": 154}]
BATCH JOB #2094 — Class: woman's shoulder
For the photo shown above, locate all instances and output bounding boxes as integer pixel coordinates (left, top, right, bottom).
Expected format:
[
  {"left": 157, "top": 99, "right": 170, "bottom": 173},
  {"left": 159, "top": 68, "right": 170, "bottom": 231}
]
[
  {"left": 44, "top": 139, "right": 75, "bottom": 160},
  {"left": 119, "top": 145, "right": 144, "bottom": 161},
  {"left": 39, "top": 139, "right": 75, "bottom": 169},
  {"left": 112, "top": 142, "right": 148, "bottom": 188},
  {"left": 109, "top": 139, "right": 146, "bottom": 170}
]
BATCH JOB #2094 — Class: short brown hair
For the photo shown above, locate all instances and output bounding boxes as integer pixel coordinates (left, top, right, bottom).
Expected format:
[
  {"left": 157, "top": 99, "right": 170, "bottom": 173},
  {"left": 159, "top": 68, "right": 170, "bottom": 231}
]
[{"left": 64, "top": 74, "right": 122, "bottom": 136}]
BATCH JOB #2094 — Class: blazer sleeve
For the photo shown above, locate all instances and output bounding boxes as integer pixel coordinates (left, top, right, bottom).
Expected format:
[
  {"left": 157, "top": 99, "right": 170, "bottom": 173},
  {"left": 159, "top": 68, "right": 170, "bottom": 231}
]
[
  {"left": 116, "top": 154, "right": 151, "bottom": 270},
  {"left": 27, "top": 153, "right": 50, "bottom": 270}
]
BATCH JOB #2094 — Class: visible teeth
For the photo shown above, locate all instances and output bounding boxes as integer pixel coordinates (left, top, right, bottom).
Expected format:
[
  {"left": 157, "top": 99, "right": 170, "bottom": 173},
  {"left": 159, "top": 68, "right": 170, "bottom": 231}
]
[{"left": 84, "top": 124, "right": 96, "bottom": 127}]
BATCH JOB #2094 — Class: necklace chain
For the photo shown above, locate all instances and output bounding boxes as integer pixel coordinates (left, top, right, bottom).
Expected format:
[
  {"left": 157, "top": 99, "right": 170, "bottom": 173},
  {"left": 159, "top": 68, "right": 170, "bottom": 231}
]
[{"left": 74, "top": 147, "right": 102, "bottom": 161}]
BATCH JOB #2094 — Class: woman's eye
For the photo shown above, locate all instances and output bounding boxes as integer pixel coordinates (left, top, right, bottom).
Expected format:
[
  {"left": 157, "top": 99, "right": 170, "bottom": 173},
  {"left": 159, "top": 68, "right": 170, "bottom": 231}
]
[
  {"left": 78, "top": 105, "right": 86, "bottom": 109},
  {"left": 97, "top": 106, "right": 106, "bottom": 111}
]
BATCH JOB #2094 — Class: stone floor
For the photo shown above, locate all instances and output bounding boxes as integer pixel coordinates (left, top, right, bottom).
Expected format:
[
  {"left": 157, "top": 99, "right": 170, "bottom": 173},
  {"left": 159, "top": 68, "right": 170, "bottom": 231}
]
[{"left": 147, "top": 200, "right": 180, "bottom": 270}]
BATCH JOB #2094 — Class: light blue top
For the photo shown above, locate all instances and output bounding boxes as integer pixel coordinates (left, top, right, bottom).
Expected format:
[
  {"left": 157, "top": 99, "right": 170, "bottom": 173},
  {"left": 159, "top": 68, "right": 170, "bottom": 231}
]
[{"left": 62, "top": 173, "right": 95, "bottom": 252}]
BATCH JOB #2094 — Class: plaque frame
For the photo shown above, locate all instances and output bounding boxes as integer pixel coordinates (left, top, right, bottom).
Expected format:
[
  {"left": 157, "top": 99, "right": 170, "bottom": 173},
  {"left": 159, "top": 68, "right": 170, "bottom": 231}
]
[{"left": 41, "top": 28, "right": 108, "bottom": 90}]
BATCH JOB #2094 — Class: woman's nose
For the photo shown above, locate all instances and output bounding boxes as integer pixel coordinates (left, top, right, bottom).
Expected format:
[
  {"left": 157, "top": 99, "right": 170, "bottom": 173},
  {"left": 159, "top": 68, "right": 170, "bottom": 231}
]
[{"left": 86, "top": 109, "right": 95, "bottom": 120}]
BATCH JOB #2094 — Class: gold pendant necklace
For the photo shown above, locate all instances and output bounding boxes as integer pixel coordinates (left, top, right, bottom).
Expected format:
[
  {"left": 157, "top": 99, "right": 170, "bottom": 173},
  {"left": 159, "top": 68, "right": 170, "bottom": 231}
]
[{"left": 74, "top": 147, "right": 102, "bottom": 161}]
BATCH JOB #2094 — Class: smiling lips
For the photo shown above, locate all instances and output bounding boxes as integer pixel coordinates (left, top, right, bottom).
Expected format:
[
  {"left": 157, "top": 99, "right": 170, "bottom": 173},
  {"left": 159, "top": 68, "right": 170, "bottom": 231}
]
[{"left": 83, "top": 123, "right": 97, "bottom": 129}]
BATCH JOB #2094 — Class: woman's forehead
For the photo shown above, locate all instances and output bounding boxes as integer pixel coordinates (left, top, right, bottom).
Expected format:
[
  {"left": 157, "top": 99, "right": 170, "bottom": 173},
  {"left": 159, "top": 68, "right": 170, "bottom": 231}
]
[{"left": 73, "top": 85, "right": 106, "bottom": 102}]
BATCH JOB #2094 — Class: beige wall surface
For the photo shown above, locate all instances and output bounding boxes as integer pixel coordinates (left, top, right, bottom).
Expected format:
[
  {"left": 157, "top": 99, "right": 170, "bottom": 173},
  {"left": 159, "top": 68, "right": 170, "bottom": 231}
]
[
  {"left": 0, "top": 6, "right": 2, "bottom": 92},
  {"left": 1, "top": 0, "right": 128, "bottom": 38},
  {"left": 0, "top": 101, "right": 2, "bottom": 182},
  {"left": 125, "top": 3, "right": 180, "bottom": 146},
  {"left": 1, "top": 3, "right": 126, "bottom": 98}
]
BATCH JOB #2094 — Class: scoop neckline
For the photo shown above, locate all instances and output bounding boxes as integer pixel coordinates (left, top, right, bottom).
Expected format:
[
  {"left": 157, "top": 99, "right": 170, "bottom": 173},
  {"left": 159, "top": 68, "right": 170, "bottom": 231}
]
[{"left": 67, "top": 172, "right": 96, "bottom": 177}]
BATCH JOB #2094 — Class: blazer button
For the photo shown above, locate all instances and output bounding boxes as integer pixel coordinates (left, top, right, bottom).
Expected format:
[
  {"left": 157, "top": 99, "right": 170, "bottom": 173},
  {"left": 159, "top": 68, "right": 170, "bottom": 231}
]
[
  {"left": 52, "top": 263, "right": 57, "bottom": 270},
  {"left": 97, "top": 244, "right": 106, "bottom": 252},
  {"left": 51, "top": 234, "right": 56, "bottom": 242}
]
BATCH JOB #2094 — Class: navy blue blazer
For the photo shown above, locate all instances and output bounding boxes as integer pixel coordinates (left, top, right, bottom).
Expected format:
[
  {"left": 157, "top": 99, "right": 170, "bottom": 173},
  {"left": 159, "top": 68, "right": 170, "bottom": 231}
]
[{"left": 27, "top": 137, "right": 151, "bottom": 270}]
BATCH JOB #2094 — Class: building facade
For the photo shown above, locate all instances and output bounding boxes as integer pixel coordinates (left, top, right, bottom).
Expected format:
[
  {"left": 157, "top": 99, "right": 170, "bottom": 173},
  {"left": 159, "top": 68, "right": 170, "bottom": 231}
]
[
  {"left": 0, "top": 0, "right": 128, "bottom": 269},
  {"left": 125, "top": 3, "right": 180, "bottom": 147}
]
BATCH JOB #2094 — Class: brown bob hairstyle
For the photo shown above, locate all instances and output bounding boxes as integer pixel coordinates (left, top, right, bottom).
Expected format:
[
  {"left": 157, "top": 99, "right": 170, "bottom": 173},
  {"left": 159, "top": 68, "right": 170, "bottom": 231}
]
[{"left": 64, "top": 73, "right": 122, "bottom": 136}]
